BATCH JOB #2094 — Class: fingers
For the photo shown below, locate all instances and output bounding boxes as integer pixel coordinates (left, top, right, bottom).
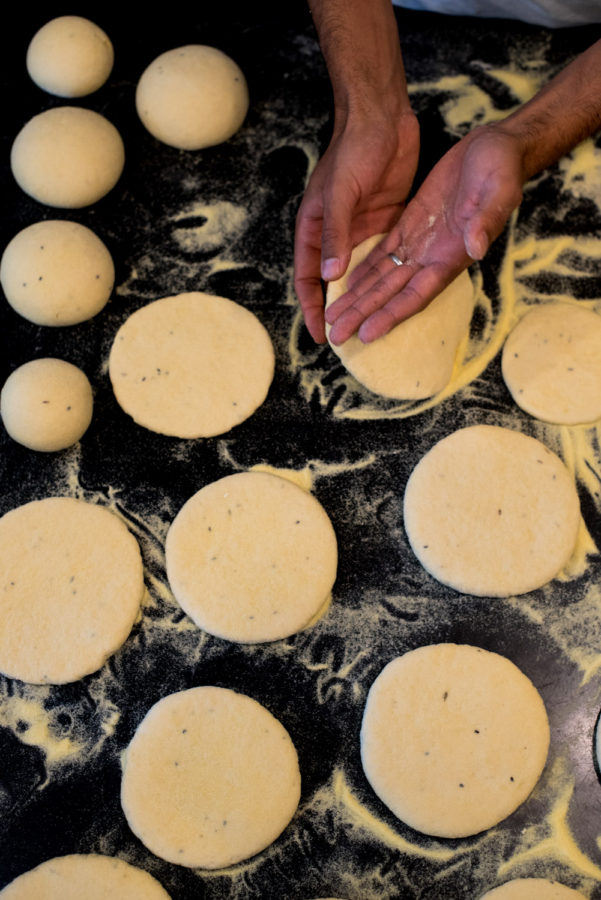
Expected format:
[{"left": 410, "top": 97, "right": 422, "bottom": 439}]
[
  {"left": 319, "top": 181, "right": 356, "bottom": 283},
  {"left": 358, "top": 265, "right": 451, "bottom": 343},
  {"left": 327, "top": 261, "right": 415, "bottom": 345},
  {"left": 294, "top": 210, "right": 328, "bottom": 344}
]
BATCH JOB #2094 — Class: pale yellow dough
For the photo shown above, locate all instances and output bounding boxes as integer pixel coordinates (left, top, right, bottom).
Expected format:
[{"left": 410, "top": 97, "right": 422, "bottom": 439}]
[
  {"left": 109, "top": 292, "right": 274, "bottom": 438},
  {"left": 403, "top": 425, "right": 580, "bottom": 597},
  {"left": 361, "top": 643, "right": 550, "bottom": 838},
  {"left": 0, "top": 220, "right": 114, "bottom": 326},
  {"left": 325, "top": 234, "right": 475, "bottom": 399},
  {"left": 26, "top": 16, "right": 114, "bottom": 97},
  {"left": 0, "top": 854, "right": 170, "bottom": 899},
  {"left": 502, "top": 302, "right": 601, "bottom": 424},
  {"left": 11, "top": 107, "right": 124, "bottom": 208},
  {"left": 479, "top": 879, "right": 587, "bottom": 899},
  {"left": 136, "top": 45, "right": 249, "bottom": 150},
  {"left": 1, "top": 359, "right": 93, "bottom": 452},
  {"left": 121, "top": 686, "right": 301, "bottom": 869},
  {"left": 165, "top": 471, "right": 337, "bottom": 642},
  {"left": 0, "top": 497, "right": 144, "bottom": 684}
]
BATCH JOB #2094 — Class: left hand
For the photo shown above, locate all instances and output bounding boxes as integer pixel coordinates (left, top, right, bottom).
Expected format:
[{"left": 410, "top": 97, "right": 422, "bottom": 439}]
[{"left": 325, "top": 123, "right": 526, "bottom": 344}]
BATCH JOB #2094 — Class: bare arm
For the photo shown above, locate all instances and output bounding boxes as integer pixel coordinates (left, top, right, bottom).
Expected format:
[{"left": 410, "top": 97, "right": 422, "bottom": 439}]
[
  {"left": 326, "top": 37, "right": 601, "bottom": 345},
  {"left": 294, "top": 0, "right": 419, "bottom": 342}
]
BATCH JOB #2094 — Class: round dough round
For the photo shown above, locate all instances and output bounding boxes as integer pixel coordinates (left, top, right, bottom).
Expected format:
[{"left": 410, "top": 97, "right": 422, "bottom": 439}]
[
  {"left": 165, "top": 471, "right": 337, "bottom": 643},
  {"left": 0, "top": 854, "right": 170, "bottom": 900},
  {"left": 1, "top": 359, "right": 93, "bottom": 452},
  {"left": 136, "top": 45, "right": 249, "bottom": 150},
  {"left": 403, "top": 424, "right": 580, "bottom": 597},
  {"left": 0, "top": 220, "right": 114, "bottom": 326},
  {"left": 325, "top": 234, "right": 475, "bottom": 399},
  {"left": 502, "top": 302, "right": 601, "bottom": 425},
  {"left": 26, "top": 16, "right": 114, "bottom": 97},
  {"left": 479, "top": 880, "right": 587, "bottom": 900},
  {"left": 11, "top": 107, "right": 124, "bottom": 208},
  {"left": 361, "top": 643, "right": 550, "bottom": 838},
  {"left": 121, "top": 686, "right": 301, "bottom": 869},
  {"left": 0, "top": 497, "right": 144, "bottom": 684},
  {"left": 109, "top": 292, "right": 274, "bottom": 438}
]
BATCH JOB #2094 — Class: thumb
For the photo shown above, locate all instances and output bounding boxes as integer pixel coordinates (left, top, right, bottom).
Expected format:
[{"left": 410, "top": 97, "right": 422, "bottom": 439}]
[{"left": 320, "top": 180, "right": 357, "bottom": 282}]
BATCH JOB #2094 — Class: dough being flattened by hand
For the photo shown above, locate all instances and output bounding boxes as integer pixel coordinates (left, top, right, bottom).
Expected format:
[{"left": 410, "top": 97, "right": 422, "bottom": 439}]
[
  {"left": 121, "top": 686, "right": 301, "bottom": 868},
  {"left": 403, "top": 425, "right": 580, "bottom": 597},
  {"left": 325, "top": 235, "right": 475, "bottom": 399},
  {"left": 0, "top": 497, "right": 144, "bottom": 684},
  {"left": 502, "top": 302, "right": 601, "bottom": 424},
  {"left": 361, "top": 644, "right": 550, "bottom": 838},
  {"left": 166, "top": 471, "right": 337, "bottom": 642},
  {"left": 479, "top": 879, "right": 587, "bottom": 899},
  {"left": 0, "top": 854, "right": 170, "bottom": 899},
  {"left": 109, "top": 292, "right": 274, "bottom": 438}
]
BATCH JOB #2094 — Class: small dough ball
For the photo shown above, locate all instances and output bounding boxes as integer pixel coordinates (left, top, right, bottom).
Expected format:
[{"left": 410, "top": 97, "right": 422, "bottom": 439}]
[
  {"left": 136, "top": 45, "right": 249, "bottom": 150},
  {"left": 0, "top": 854, "right": 170, "bottom": 899},
  {"left": 479, "top": 880, "right": 587, "bottom": 900},
  {"left": 1, "top": 358, "right": 93, "bottom": 452},
  {"left": 1, "top": 220, "right": 114, "bottom": 326},
  {"left": 11, "top": 107, "right": 125, "bottom": 208},
  {"left": 26, "top": 16, "right": 114, "bottom": 97}
]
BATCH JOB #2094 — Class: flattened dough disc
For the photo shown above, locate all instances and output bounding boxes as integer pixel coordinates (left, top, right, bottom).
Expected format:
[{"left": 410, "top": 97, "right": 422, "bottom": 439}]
[
  {"left": 502, "top": 302, "right": 601, "bottom": 424},
  {"left": 109, "top": 292, "right": 274, "bottom": 438},
  {"left": 325, "top": 234, "right": 475, "bottom": 399},
  {"left": 479, "top": 879, "right": 587, "bottom": 899},
  {"left": 361, "top": 644, "right": 550, "bottom": 838},
  {"left": 403, "top": 424, "right": 580, "bottom": 597},
  {"left": 0, "top": 497, "right": 144, "bottom": 684},
  {"left": 121, "top": 686, "right": 301, "bottom": 868},
  {"left": 165, "top": 471, "right": 337, "bottom": 642},
  {"left": 0, "top": 854, "right": 170, "bottom": 899}
]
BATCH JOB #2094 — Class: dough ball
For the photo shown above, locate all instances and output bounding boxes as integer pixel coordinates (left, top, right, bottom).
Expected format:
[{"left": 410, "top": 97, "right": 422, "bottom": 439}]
[
  {"left": 136, "top": 45, "right": 249, "bottom": 150},
  {"left": 109, "top": 292, "right": 274, "bottom": 438},
  {"left": 26, "top": 16, "right": 114, "bottom": 97},
  {"left": 1, "top": 358, "right": 93, "bottom": 452},
  {"left": 165, "top": 471, "right": 338, "bottom": 642},
  {"left": 361, "top": 644, "right": 550, "bottom": 838},
  {"left": 121, "top": 686, "right": 301, "bottom": 868},
  {"left": 325, "top": 234, "right": 475, "bottom": 399},
  {"left": 1, "top": 220, "right": 114, "bottom": 326},
  {"left": 502, "top": 302, "right": 601, "bottom": 425},
  {"left": 0, "top": 497, "right": 144, "bottom": 684},
  {"left": 0, "top": 854, "right": 170, "bottom": 899},
  {"left": 479, "top": 880, "right": 587, "bottom": 900},
  {"left": 403, "top": 424, "right": 580, "bottom": 597},
  {"left": 11, "top": 107, "right": 125, "bottom": 208}
]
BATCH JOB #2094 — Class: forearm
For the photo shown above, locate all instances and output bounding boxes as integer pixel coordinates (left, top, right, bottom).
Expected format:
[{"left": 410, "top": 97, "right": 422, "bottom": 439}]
[
  {"left": 499, "top": 38, "right": 601, "bottom": 179},
  {"left": 308, "top": 0, "right": 412, "bottom": 127}
]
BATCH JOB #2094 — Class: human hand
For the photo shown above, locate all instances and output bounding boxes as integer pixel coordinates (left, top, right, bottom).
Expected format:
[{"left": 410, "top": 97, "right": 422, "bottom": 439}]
[
  {"left": 294, "top": 111, "right": 420, "bottom": 343},
  {"left": 325, "top": 123, "right": 526, "bottom": 344}
]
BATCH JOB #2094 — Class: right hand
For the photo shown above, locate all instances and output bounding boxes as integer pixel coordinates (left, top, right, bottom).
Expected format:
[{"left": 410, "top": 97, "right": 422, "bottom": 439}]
[{"left": 294, "top": 110, "right": 420, "bottom": 343}]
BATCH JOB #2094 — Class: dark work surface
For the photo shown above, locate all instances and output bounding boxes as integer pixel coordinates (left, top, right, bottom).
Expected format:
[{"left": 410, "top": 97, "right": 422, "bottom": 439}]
[{"left": 2, "top": 4, "right": 601, "bottom": 899}]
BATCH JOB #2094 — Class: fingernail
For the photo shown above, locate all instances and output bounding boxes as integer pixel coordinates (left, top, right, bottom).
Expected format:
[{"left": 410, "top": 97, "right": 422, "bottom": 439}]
[
  {"left": 322, "top": 257, "right": 340, "bottom": 281},
  {"left": 465, "top": 231, "right": 488, "bottom": 261}
]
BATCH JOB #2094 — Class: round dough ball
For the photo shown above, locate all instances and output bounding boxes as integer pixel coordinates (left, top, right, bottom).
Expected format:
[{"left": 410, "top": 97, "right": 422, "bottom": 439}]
[
  {"left": 325, "top": 234, "right": 475, "bottom": 399},
  {"left": 502, "top": 302, "right": 601, "bottom": 425},
  {"left": 1, "top": 359, "right": 93, "bottom": 452},
  {"left": 109, "top": 292, "right": 274, "bottom": 438},
  {"left": 121, "top": 686, "right": 301, "bottom": 868},
  {"left": 403, "top": 425, "right": 580, "bottom": 597},
  {"left": 0, "top": 854, "right": 170, "bottom": 899},
  {"left": 26, "top": 16, "right": 114, "bottom": 97},
  {"left": 165, "top": 471, "right": 338, "bottom": 642},
  {"left": 0, "top": 220, "right": 114, "bottom": 326},
  {"left": 361, "top": 644, "right": 550, "bottom": 838},
  {"left": 0, "top": 497, "right": 144, "bottom": 684},
  {"left": 11, "top": 107, "right": 125, "bottom": 208},
  {"left": 479, "top": 880, "right": 587, "bottom": 900},
  {"left": 136, "top": 45, "right": 249, "bottom": 150}
]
